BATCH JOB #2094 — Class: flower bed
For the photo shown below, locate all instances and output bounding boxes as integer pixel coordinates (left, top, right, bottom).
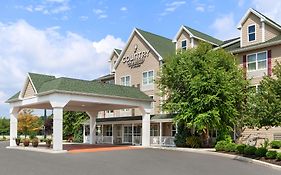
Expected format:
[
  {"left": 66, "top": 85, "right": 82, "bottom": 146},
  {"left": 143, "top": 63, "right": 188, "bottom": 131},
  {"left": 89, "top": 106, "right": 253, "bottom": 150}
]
[{"left": 215, "top": 141, "right": 281, "bottom": 166}]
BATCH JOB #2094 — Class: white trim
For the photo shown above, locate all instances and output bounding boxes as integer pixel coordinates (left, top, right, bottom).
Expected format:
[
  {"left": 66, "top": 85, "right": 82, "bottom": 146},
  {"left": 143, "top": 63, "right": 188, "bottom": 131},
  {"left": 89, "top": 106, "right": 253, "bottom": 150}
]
[
  {"left": 237, "top": 8, "right": 281, "bottom": 31},
  {"left": 142, "top": 70, "right": 154, "bottom": 86},
  {"left": 215, "top": 38, "right": 240, "bottom": 50},
  {"left": 262, "top": 21, "right": 265, "bottom": 42},
  {"left": 114, "top": 28, "right": 162, "bottom": 70},
  {"left": 19, "top": 75, "right": 37, "bottom": 99},
  {"left": 173, "top": 25, "right": 220, "bottom": 46},
  {"left": 191, "top": 37, "right": 194, "bottom": 48},
  {"left": 247, "top": 24, "right": 256, "bottom": 42},
  {"left": 120, "top": 75, "right": 131, "bottom": 86},
  {"left": 181, "top": 39, "right": 187, "bottom": 51},
  {"left": 246, "top": 51, "right": 267, "bottom": 72}
]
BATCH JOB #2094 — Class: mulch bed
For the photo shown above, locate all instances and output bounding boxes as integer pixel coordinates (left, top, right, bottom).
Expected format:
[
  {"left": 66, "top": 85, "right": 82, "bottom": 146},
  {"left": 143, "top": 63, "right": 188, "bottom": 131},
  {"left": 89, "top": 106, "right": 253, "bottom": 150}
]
[{"left": 218, "top": 151, "right": 281, "bottom": 166}]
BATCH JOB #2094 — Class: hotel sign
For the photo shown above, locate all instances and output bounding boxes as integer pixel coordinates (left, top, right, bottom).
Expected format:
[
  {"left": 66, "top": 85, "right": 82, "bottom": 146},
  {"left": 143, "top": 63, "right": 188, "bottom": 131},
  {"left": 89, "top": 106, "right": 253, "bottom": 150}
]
[{"left": 122, "top": 44, "right": 150, "bottom": 68}]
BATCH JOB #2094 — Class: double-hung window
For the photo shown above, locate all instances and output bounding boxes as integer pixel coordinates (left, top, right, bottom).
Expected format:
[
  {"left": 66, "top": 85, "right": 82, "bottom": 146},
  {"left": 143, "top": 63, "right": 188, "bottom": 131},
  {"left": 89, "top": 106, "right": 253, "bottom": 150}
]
[
  {"left": 121, "top": 76, "right": 130, "bottom": 86},
  {"left": 143, "top": 71, "right": 154, "bottom": 85},
  {"left": 247, "top": 52, "right": 267, "bottom": 71},
  {"left": 181, "top": 40, "right": 187, "bottom": 50},
  {"left": 248, "top": 25, "right": 256, "bottom": 42}
]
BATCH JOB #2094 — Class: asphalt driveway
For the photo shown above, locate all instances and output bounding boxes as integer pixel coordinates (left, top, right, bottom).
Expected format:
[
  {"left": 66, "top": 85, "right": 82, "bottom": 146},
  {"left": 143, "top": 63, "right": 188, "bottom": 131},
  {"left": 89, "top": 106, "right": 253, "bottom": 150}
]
[{"left": 0, "top": 141, "right": 280, "bottom": 175}]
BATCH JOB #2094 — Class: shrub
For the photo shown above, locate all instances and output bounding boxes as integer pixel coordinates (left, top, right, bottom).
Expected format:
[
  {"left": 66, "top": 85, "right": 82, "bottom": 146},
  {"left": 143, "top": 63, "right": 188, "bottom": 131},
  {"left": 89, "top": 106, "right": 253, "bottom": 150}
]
[
  {"left": 270, "top": 140, "right": 281, "bottom": 149},
  {"left": 277, "top": 152, "right": 281, "bottom": 161},
  {"left": 215, "top": 141, "right": 228, "bottom": 151},
  {"left": 216, "top": 130, "right": 232, "bottom": 143},
  {"left": 186, "top": 136, "right": 202, "bottom": 148},
  {"left": 266, "top": 151, "right": 277, "bottom": 159},
  {"left": 174, "top": 122, "right": 191, "bottom": 147},
  {"left": 255, "top": 147, "right": 268, "bottom": 157},
  {"left": 224, "top": 143, "right": 237, "bottom": 152},
  {"left": 244, "top": 146, "right": 257, "bottom": 155},
  {"left": 236, "top": 144, "right": 246, "bottom": 154}
]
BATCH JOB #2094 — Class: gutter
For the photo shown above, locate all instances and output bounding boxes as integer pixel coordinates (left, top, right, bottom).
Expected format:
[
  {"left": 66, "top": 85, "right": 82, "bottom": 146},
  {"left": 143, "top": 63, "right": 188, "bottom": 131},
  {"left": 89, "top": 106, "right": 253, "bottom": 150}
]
[{"left": 231, "top": 40, "right": 281, "bottom": 54}]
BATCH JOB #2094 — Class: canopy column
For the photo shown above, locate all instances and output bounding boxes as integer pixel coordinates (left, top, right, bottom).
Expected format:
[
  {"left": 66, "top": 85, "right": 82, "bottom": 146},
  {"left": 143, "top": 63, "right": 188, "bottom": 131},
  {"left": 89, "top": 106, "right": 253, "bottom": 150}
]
[
  {"left": 140, "top": 107, "right": 151, "bottom": 147},
  {"left": 51, "top": 100, "right": 68, "bottom": 151},
  {"left": 9, "top": 107, "right": 20, "bottom": 147},
  {"left": 87, "top": 111, "right": 98, "bottom": 144}
]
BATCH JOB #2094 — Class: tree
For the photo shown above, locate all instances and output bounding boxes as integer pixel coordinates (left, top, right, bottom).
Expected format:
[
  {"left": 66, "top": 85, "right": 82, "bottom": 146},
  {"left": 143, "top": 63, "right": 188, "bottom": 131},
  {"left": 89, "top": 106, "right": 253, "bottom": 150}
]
[
  {"left": 0, "top": 117, "right": 9, "bottom": 137},
  {"left": 247, "top": 62, "right": 281, "bottom": 128},
  {"left": 63, "top": 111, "right": 88, "bottom": 142},
  {"left": 158, "top": 43, "right": 249, "bottom": 145},
  {"left": 18, "top": 110, "right": 41, "bottom": 138}
]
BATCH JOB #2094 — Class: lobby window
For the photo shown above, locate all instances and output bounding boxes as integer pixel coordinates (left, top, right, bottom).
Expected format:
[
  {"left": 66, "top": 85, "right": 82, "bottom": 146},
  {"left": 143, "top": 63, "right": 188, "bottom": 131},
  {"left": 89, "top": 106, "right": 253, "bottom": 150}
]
[
  {"left": 105, "top": 125, "right": 112, "bottom": 136},
  {"left": 121, "top": 76, "right": 131, "bottom": 86},
  {"left": 171, "top": 125, "right": 177, "bottom": 136},
  {"left": 247, "top": 52, "right": 267, "bottom": 71},
  {"left": 181, "top": 40, "right": 187, "bottom": 50},
  {"left": 143, "top": 70, "right": 154, "bottom": 85},
  {"left": 150, "top": 125, "right": 159, "bottom": 136},
  {"left": 248, "top": 25, "right": 256, "bottom": 42}
]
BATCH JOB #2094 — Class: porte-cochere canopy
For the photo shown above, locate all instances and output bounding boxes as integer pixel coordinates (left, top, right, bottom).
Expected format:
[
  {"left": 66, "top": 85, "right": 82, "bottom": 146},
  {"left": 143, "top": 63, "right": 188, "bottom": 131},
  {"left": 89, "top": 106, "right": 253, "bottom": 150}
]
[{"left": 6, "top": 73, "right": 152, "bottom": 151}]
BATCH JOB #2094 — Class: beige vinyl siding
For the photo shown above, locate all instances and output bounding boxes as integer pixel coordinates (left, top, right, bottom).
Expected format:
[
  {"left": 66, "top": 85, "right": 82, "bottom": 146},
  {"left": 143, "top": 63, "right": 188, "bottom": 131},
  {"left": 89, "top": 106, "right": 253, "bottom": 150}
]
[
  {"left": 115, "top": 33, "right": 161, "bottom": 117},
  {"left": 241, "top": 13, "right": 262, "bottom": 47},
  {"left": 265, "top": 24, "right": 280, "bottom": 41},
  {"left": 176, "top": 30, "right": 192, "bottom": 51},
  {"left": 241, "top": 127, "right": 281, "bottom": 142},
  {"left": 110, "top": 54, "right": 118, "bottom": 72},
  {"left": 23, "top": 80, "right": 35, "bottom": 98}
]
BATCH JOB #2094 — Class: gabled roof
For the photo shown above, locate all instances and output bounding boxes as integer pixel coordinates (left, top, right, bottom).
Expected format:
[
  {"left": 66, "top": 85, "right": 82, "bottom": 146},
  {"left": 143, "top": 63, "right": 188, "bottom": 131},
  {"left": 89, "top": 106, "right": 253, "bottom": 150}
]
[
  {"left": 6, "top": 73, "right": 152, "bottom": 103},
  {"left": 114, "top": 28, "right": 174, "bottom": 69},
  {"left": 229, "top": 35, "right": 281, "bottom": 53},
  {"left": 237, "top": 8, "right": 281, "bottom": 31},
  {"left": 95, "top": 74, "right": 114, "bottom": 81},
  {"left": 136, "top": 28, "right": 175, "bottom": 59},
  {"left": 109, "top": 48, "right": 122, "bottom": 61},
  {"left": 114, "top": 48, "right": 122, "bottom": 55},
  {"left": 173, "top": 25, "right": 223, "bottom": 46}
]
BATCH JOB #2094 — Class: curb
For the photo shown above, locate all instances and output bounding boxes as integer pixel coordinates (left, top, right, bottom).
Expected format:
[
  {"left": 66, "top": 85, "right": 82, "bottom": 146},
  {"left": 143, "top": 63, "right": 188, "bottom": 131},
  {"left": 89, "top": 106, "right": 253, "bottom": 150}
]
[
  {"left": 149, "top": 146, "right": 281, "bottom": 171},
  {"left": 6, "top": 146, "right": 67, "bottom": 154}
]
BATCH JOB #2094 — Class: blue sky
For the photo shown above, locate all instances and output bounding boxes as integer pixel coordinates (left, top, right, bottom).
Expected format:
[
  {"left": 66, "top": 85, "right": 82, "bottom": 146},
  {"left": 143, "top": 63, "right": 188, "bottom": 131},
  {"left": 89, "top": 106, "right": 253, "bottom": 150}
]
[{"left": 1, "top": 0, "right": 281, "bottom": 117}]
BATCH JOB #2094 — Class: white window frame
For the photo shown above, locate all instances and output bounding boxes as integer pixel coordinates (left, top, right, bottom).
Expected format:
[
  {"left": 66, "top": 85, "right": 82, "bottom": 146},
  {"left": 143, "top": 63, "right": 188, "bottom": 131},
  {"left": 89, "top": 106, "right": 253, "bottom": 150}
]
[
  {"left": 120, "top": 75, "right": 131, "bottom": 86},
  {"left": 248, "top": 84, "right": 260, "bottom": 93},
  {"left": 181, "top": 39, "right": 187, "bottom": 50},
  {"left": 248, "top": 24, "right": 256, "bottom": 42},
  {"left": 142, "top": 70, "right": 154, "bottom": 86},
  {"left": 150, "top": 124, "right": 159, "bottom": 136},
  {"left": 171, "top": 124, "right": 177, "bottom": 136},
  {"left": 246, "top": 51, "right": 267, "bottom": 72}
]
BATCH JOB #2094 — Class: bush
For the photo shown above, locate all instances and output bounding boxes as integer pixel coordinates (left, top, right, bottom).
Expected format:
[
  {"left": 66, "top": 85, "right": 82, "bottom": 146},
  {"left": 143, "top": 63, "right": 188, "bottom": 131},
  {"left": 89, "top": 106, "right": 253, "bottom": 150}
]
[
  {"left": 224, "top": 143, "right": 237, "bottom": 152},
  {"left": 277, "top": 152, "right": 281, "bottom": 161},
  {"left": 236, "top": 144, "right": 246, "bottom": 154},
  {"left": 270, "top": 140, "right": 281, "bottom": 149},
  {"left": 216, "top": 130, "right": 232, "bottom": 143},
  {"left": 186, "top": 136, "right": 202, "bottom": 148},
  {"left": 255, "top": 147, "right": 268, "bottom": 157},
  {"left": 174, "top": 122, "right": 191, "bottom": 147},
  {"left": 266, "top": 150, "right": 277, "bottom": 159},
  {"left": 244, "top": 146, "right": 257, "bottom": 155},
  {"left": 215, "top": 141, "right": 228, "bottom": 151}
]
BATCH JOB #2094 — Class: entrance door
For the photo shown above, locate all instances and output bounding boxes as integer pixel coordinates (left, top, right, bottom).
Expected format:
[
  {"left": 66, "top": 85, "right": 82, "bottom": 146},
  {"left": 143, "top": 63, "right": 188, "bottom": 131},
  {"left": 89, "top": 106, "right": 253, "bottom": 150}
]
[{"left": 123, "top": 125, "right": 132, "bottom": 143}]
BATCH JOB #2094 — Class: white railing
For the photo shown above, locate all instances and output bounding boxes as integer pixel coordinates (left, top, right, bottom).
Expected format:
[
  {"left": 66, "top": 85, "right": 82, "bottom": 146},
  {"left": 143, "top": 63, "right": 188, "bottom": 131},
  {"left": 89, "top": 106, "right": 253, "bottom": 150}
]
[
  {"left": 96, "top": 136, "right": 112, "bottom": 144},
  {"left": 150, "top": 136, "right": 175, "bottom": 147}
]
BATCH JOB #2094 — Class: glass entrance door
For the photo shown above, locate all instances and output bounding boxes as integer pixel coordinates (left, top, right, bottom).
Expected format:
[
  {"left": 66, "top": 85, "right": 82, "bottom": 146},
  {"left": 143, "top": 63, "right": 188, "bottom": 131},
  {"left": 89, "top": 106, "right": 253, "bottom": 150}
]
[{"left": 123, "top": 125, "right": 132, "bottom": 143}]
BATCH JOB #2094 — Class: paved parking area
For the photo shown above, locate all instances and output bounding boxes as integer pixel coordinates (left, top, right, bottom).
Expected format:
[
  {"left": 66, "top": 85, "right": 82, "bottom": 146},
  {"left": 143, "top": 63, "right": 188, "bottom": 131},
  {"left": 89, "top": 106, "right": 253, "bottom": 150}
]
[
  {"left": 64, "top": 144, "right": 143, "bottom": 153},
  {"left": 0, "top": 141, "right": 280, "bottom": 175}
]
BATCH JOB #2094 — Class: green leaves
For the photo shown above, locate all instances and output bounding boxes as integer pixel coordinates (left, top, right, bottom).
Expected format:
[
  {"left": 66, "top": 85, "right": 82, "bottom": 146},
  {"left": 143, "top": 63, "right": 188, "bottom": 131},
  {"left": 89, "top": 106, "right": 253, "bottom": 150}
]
[{"left": 158, "top": 42, "right": 248, "bottom": 134}]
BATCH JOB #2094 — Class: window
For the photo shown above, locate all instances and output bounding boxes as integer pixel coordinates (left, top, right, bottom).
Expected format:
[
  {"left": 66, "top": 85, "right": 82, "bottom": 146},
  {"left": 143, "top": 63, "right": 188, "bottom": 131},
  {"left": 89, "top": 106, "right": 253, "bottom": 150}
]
[
  {"left": 248, "top": 25, "right": 256, "bottom": 42},
  {"left": 171, "top": 124, "right": 177, "bottom": 136},
  {"left": 105, "top": 125, "right": 112, "bottom": 136},
  {"left": 181, "top": 40, "right": 187, "bottom": 50},
  {"left": 121, "top": 76, "right": 130, "bottom": 86},
  {"left": 150, "top": 125, "right": 159, "bottom": 136},
  {"left": 247, "top": 52, "right": 267, "bottom": 71},
  {"left": 248, "top": 84, "right": 260, "bottom": 93},
  {"left": 143, "top": 71, "right": 154, "bottom": 85}
]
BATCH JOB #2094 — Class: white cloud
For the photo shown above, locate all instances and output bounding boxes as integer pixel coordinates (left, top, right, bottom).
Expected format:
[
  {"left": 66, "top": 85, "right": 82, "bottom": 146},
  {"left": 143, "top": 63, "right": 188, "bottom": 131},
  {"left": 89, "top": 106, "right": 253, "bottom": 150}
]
[
  {"left": 80, "top": 16, "right": 89, "bottom": 21},
  {"left": 196, "top": 6, "right": 205, "bottom": 12},
  {"left": 0, "top": 20, "right": 125, "bottom": 116},
  {"left": 93, "top": 9, "right": 108, "bottom": 19},
  {"left": 120, "top": 7, "right": 127, "bottom": 11},
  {"left": 211, "top": 13, "right": 239, "bottom": 40},
  {"left": 16, "top": 0, "right": 71, "bottom": 15},
  {"left": 160, "top": 1, "right": 186, "bottom": 16},
  {"left": 251, "top": 0, "right": 281, "bottom": 24}
]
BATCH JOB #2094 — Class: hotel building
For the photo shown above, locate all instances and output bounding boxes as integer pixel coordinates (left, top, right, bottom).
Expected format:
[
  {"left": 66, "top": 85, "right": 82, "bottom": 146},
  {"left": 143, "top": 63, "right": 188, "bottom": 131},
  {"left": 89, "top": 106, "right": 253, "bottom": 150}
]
[{"left": 82, "top": 8, "right": 281, "bottom": 146}]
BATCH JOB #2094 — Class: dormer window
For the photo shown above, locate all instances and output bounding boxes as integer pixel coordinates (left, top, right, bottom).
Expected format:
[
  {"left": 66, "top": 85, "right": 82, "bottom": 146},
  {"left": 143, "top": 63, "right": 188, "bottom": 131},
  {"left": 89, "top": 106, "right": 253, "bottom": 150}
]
[
  {"left": 181, "top": 40, "right": 187, "bottom": 50},
  {"left": 248, "top": 25, "right": 256, "bottom": 42}
]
